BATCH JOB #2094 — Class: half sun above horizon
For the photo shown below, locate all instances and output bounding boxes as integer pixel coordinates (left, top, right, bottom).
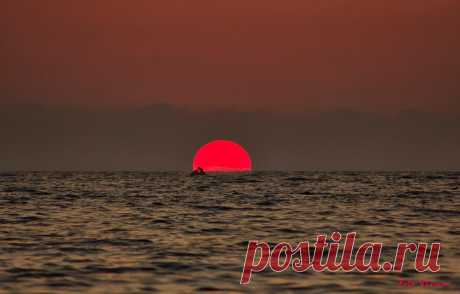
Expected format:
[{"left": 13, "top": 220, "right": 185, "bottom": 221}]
[{"left": 192, "top": 140, "right": 252, "bottom": 172}]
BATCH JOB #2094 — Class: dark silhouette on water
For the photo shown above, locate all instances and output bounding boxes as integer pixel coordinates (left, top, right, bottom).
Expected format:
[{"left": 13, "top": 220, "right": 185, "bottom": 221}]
[{"left": 191, "top": 167, "right": 206, "bottom": 176}]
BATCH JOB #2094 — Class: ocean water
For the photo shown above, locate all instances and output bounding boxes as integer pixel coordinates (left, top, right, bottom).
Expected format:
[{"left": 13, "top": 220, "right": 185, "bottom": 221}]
[{"left": 0, "top": 171, "right": 459, "bottom": 293}]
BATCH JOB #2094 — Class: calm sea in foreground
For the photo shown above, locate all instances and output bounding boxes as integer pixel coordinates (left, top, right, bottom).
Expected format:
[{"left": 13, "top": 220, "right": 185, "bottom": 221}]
[{"left": 0, "top": 171, "right": 459, "bottom": 293}]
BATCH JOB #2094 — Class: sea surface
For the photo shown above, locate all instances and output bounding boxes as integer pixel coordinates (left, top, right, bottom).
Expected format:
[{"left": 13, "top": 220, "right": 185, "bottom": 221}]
[{"left": 0, "top": 172, "right": 459, "bottom": 293}]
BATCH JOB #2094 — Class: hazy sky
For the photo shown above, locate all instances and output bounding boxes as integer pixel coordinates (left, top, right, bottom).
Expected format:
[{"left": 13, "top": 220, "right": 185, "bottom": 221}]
[
  {"left": 1, "top": 105, "right": 459, "bottom": 171},
  {"left": 2, "top": 1, "right": 459, "bottom": 170},
  {"left": 2, "top": 0, "right": 459, "bottom": 112}
]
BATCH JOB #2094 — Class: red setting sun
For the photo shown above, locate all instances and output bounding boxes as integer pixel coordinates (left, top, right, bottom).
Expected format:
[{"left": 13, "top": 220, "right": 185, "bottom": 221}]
[{"left": 192, "top": 140, "right": 252, "bottom": 172}]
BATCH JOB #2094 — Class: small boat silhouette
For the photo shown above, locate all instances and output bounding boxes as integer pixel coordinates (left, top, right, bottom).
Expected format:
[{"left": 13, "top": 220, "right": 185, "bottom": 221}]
[{"left": 190, "top": 167, "right": 206, "bottom": 176}]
